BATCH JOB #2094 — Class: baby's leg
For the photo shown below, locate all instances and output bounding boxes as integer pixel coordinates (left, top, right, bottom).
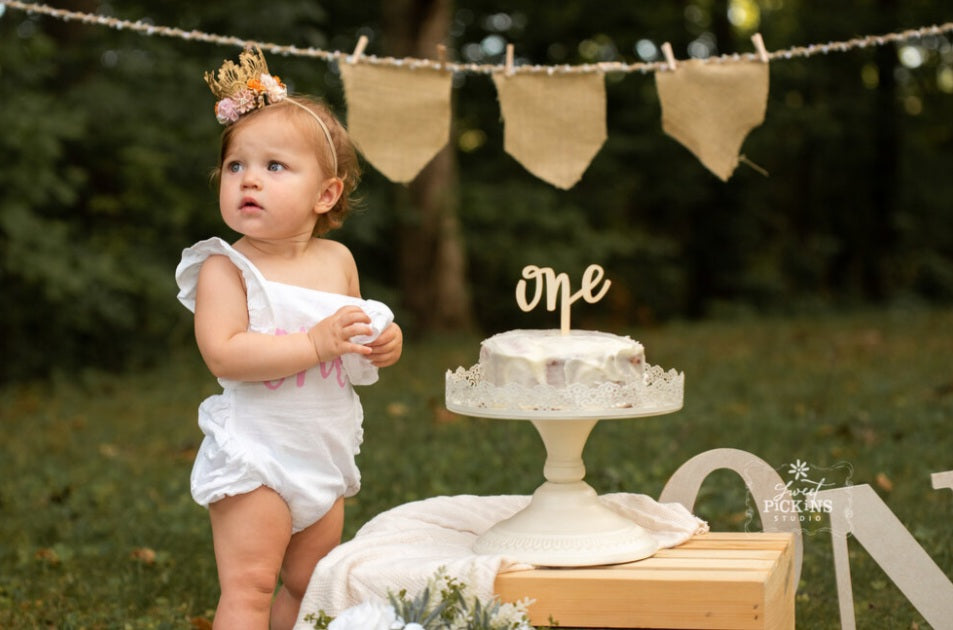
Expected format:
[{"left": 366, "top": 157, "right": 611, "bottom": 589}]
[
  {"left": 270, "top": 497, "right": 345, "bottom": 630},
  {"left": 208, "top": 486, "right": 292, "bottom": 629}
]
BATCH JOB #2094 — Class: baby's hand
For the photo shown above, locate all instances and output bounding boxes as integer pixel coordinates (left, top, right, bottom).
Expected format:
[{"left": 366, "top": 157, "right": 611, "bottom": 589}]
[
  {"left": 307, "top": 306, "right": 373, "bottom": 363},
  {"left": 367, "top": 322, "right": 403, "bottom": 368}
]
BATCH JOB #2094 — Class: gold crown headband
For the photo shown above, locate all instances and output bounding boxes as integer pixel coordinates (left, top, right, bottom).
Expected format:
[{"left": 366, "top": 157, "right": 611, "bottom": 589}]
[{"left": 205, "top": 47, "right": 338, "bottom": 176}]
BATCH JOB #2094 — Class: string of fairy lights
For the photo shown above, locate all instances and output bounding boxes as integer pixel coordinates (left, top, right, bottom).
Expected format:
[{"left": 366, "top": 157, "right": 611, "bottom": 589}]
[{"left": 2, "top": 0, "right": 952, "bottom": 75}]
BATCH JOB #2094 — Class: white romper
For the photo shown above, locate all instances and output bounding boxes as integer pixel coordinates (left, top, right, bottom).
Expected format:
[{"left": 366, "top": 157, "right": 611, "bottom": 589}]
[{"left": 175, "top": 237, "right": 394, "bottom": 532}]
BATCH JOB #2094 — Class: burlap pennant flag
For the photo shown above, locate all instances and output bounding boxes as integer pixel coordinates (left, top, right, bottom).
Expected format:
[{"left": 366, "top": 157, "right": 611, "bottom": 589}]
[
  {"left": 656, "top": 59, "right": 769, "bottom": 181},
  {"left": 492, "top": 72, "right": 607, "bottom": 190},
  {"left": 339, "top": 62, "right": 452, "bottom": 184}
]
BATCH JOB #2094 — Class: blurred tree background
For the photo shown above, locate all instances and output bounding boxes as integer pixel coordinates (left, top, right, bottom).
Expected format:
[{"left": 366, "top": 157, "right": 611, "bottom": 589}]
[{"left": 1, "top": 0, "right": 951, "bottom": 382}]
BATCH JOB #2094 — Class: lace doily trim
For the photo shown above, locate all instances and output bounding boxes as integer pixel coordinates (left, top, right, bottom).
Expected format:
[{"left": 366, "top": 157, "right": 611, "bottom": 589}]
[{"left": 445, "top": 362, "right": 684, "bottom": 415}]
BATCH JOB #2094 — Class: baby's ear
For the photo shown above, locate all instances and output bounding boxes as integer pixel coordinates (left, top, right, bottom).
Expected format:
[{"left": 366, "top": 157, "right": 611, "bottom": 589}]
[{"left": 314, "top": 178, "right": 344, "bottom": 215}]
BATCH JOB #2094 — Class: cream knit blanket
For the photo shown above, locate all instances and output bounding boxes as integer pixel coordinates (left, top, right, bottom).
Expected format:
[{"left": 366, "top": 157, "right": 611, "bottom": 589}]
[{"left": 293, "top": 493, "right": 707, "bottom": 628}]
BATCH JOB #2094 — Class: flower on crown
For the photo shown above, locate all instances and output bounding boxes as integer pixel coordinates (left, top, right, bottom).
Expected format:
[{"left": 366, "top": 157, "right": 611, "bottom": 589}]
[{"left": 205, "top": 47, "right": 288, "bottom": 125}]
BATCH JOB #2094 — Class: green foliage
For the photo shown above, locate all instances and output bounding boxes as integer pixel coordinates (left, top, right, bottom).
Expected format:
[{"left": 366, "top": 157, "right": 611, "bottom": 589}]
[
  {"left": 0, "top": 1, "right": 352, "bottom": 381},
  {"left": 2, "top": 1, "right": 953, "bottom": 380},
  {"left": 304, "top": 609, "right": 335, "bottom": 628},
  {"left": 450, "top": 0, "right": 953, "bottom": 322},
  {"left": 388, "top": 581, "right": 455, "bottom": 627},
  {"left": 304, "top": 567, "right": 535, "bottom": 629}
]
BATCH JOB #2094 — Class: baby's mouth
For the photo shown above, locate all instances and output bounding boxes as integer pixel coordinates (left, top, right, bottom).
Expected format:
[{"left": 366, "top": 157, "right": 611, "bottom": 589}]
[{"left": 240, "top": 197, "right": 262, "bottom": 211}]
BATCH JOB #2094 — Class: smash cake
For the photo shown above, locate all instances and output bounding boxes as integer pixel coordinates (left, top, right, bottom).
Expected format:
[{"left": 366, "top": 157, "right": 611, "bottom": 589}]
[
  {"left": 446, "top": 327, "right": 682, "bottom": 415},
  {"left": 479, "top": 329, "right": 645, "bottom": 387}
]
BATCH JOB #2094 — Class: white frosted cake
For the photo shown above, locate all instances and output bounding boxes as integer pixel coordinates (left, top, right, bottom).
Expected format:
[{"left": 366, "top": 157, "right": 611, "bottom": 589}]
[
  {"left": 479, "top": 329, "right": 645, "bottom": 388},
  {"left": 446, "top": 328, "right": 682, "bottom": 414}
]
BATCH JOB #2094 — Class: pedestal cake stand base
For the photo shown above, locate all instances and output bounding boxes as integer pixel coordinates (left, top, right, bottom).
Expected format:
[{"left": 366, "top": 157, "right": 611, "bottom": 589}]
[
  {"left": 470, "top": 416, "right": 673, "bottom": 567},
  {"left": 473, "top": 479, "right": 659, "bottom": 566}
]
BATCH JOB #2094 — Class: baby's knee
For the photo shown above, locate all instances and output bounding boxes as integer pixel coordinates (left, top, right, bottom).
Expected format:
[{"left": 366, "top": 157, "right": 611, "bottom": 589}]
[{"left": 224, "top": 564, "right": 279, "bottom": 601}]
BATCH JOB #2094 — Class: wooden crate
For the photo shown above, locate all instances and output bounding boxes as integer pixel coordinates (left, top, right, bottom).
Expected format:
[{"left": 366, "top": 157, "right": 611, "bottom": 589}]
[{"left": 494, "top": 532, "right": 795, "bottom": 630}]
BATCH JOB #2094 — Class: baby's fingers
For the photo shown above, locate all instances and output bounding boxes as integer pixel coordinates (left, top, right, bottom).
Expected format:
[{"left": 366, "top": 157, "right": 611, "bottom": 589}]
[
  {"left": 343, "top": 339, "right": 373, "bottom": 356},
  {"left": 338, "top": 312, "right": 373, "bottom": 344},
  {"left": 336, "top": 305, "right": 372, "bottom": 325},
  {"left": 309, "top": 307, "right": 372, "bottom": 362},
  {"left": 368, "top": 323, "right": 403, "bottom": 367}
]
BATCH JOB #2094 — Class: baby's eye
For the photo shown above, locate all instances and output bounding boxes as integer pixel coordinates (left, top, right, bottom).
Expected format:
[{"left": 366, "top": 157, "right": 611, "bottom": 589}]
[
  {"left": 267, "top": 161, "right": 285, "bottom": 172},
  {"left": 225, "top": 161, "right": 242, "bottom": 173}
]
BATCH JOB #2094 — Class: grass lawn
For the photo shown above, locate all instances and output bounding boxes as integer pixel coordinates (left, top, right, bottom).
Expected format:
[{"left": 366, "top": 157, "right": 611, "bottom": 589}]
[{"left": 2, "top": 306, "right": 952, "bottom": 628}]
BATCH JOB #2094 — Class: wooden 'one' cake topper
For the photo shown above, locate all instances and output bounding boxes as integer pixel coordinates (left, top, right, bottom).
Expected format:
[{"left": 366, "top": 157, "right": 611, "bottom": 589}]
[{"left": 515, "top": 264, "right": 611, "bottom": 334}]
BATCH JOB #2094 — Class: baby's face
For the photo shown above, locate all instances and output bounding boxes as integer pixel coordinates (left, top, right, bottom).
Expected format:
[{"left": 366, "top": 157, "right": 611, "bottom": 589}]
[{"left": 218, "top": 109, "right": 334, "bottom": 241}]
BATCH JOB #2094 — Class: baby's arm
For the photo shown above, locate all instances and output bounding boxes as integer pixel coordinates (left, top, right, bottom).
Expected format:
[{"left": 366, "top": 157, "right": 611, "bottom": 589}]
[{"left": 193, "top": 255, "right": 372, "bottom": 381}]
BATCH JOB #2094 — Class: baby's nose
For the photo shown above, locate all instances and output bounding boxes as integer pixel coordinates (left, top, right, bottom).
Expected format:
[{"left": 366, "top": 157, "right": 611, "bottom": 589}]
[{"left": 241, "top": 169, "right": 262, "bottom": 188}]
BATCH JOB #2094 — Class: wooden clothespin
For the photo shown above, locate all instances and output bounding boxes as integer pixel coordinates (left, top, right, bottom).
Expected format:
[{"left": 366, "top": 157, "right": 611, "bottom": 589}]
[
  {"left": 661, "top": 42, "right": 677, "bottom": 71},
  {"left": 751, "top": 33, "right": 769, "bottom": 63},
  {"left": 436, "top": 43, "right": 447, "bottom": 69},
  {"left": 505, "top": 43, "right": 515, "bottom": 76},
  {"left": 350, "top": 35, "right": 368, "bottom": 63}
]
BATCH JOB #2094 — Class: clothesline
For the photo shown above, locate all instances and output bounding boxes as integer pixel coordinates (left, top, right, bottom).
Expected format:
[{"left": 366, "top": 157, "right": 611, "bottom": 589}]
[{"left": 2, "top": 0, "right": 952, "bottom": 75}]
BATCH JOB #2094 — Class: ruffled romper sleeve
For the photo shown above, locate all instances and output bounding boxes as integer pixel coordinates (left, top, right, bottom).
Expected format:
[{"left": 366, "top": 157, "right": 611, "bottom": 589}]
[{"left": 175, "top": 236, "right": 275, "bottom": 331}]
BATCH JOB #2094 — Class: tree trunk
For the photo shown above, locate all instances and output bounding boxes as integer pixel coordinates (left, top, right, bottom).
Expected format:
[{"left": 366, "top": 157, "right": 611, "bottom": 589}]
[{"left": 381, "top": 0, "right": 475, "bottom": 333}]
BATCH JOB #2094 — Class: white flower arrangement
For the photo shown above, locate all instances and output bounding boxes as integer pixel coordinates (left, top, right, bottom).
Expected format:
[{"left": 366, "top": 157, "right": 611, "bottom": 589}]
[{"left": 304, "top": 568, "right": 538, "bottom": 630}]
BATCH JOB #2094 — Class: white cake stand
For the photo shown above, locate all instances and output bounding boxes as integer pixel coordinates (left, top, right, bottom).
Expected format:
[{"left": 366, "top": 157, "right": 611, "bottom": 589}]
[{"left": 445, "top": 365, "right": 683, "bottom": 567}]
